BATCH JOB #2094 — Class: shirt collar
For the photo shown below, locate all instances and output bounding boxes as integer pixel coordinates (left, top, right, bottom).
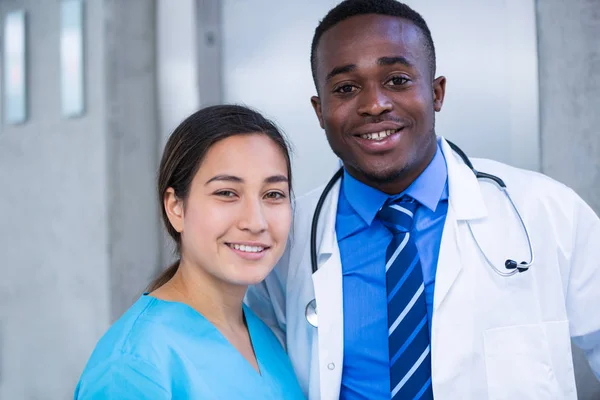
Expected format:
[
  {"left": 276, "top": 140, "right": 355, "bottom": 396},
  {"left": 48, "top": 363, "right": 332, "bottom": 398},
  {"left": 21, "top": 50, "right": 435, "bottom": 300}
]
[
  {"left": 341, "top": 169, "right": 389, "bottom": 227},
  {"left": 400, "top": 143, "right": 448, "bottom": 212},
  {"left": 342, "top": 143, "right": 448, "bottom": 227}
]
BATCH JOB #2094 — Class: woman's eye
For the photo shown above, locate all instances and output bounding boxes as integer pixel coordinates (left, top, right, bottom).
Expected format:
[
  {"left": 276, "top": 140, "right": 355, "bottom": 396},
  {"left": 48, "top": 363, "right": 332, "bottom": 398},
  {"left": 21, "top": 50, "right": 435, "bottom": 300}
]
[
  {"left": 215, "top": 190, "right": 236, "bottom": 198},
  {"left": 264, "top": 191, "right": 286, "bottom": 200},
  {"left": 388, "top": 76, "right": 409, "bottom": 86},
  {"left": 334, "top": 84, "right": 356, "bottom": 94}
]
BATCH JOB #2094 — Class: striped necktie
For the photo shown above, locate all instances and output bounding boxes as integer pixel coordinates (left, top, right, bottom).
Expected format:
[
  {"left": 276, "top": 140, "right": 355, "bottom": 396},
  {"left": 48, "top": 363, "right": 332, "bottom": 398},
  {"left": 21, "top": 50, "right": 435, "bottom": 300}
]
[{"left": 378, "top": 197, "right": 433, "bottom": 400}]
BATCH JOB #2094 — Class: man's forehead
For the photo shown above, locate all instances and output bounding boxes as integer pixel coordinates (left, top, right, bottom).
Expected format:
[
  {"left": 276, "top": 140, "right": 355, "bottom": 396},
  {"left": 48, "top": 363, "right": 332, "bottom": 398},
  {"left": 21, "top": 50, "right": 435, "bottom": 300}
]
[{"left": 316, "top": 14, "right": 424, "bottom": 66}]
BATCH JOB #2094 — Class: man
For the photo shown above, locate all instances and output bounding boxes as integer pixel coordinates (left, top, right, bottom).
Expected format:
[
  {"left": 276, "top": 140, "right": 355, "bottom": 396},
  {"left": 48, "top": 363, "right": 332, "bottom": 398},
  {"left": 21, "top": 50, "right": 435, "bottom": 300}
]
[{"left": 247, "top": 1, "right": 600, "bottom": 399}]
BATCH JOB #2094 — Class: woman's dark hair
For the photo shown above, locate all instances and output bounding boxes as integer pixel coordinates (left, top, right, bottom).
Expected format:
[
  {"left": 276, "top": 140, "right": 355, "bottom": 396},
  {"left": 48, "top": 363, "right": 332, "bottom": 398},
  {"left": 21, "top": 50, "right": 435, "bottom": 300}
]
[{"left": 147, "top": 104, "right": 293, "bottom": 292}]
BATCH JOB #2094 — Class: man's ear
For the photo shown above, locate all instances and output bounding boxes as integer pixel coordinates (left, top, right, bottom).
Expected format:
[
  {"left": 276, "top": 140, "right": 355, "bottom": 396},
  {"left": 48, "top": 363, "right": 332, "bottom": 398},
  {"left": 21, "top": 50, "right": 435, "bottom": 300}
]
[
  {"left": 311, "top": 96, "right": 325, "bottom": 129},
  {"left": 164, "top": 188, "right": 184, "bottom": 233},
  {"left": 432, "top": 76, "right": 446, "bottom": 112}
]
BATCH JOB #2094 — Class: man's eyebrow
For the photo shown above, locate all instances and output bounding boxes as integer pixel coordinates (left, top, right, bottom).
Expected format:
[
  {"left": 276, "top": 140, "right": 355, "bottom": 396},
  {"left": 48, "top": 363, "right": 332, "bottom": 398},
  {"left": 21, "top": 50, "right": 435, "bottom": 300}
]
[
  {"left": 205, "top": 174, "right": 289, "bottom": 185},
  {"left": 324, "top": 57, "right": 413, "bottom": 83},
  {"left": 325, "top": 64, "right": 356, "bottom": 83},
  {"left": 378, "top": 56, "right": 413, "bottom": 68}
]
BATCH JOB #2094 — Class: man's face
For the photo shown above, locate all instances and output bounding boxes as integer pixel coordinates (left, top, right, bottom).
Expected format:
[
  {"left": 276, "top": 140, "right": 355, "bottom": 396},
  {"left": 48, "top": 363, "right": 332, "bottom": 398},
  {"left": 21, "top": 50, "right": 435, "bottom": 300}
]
[{"left": 311, "top": 14, "right": 446, "bottom": 193}]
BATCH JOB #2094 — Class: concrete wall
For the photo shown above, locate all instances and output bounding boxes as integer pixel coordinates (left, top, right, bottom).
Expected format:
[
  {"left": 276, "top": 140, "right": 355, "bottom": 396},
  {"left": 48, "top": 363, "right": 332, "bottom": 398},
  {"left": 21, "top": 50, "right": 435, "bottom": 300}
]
[
  {"left": 537, "top": 0, "right": 600, "bottom": 398},
  {"left": 0, "top": 0, "right": 109, "bottom": 398},
  {"left": 0, "top": 1, "right": 161, "bottom": 399},
  {"left": 103, "top": 0, "right": 161, "bottom": 322},
  {"left": 538, "top": 0, "right": 600, "bottom": 213}
]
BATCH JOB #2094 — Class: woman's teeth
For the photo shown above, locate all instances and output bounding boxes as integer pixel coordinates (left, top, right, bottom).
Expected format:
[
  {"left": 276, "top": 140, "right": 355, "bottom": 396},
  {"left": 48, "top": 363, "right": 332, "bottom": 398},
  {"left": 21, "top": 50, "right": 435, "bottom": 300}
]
[
  {"left": 229, "top": 244, "right": 265, "bottom": 253},
  {"left": 360, "top": 129, "right": 397, "bottom": 141}
]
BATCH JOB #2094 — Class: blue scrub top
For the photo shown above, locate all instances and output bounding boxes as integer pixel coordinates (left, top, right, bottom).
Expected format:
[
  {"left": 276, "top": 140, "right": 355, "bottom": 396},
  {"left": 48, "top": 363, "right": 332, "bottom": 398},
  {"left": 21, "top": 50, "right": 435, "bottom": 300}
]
[{"left": 75, "top": 294, "right": 305, "bottom": 399}]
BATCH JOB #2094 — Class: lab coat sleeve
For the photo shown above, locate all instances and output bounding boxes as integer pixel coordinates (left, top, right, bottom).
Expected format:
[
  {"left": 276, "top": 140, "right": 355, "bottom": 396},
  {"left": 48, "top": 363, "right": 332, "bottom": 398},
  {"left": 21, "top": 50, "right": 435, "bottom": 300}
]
[
  {"left": 245, "top": 243, "right": 290, "bottom": 347},
  {"left": 566, "top": 191, "right": 600, "bottom": 380},
  {"left": 74, "top": 354, "right": 170, "bottom": 399}
]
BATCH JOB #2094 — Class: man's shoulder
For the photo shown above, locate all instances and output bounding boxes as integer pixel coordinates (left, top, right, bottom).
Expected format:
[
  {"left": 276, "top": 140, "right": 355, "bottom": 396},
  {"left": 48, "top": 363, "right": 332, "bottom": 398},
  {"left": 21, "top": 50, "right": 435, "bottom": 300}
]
[
  {"left": 290, "top": 184, "right": 331, "bottom": 227},
  {"left": 288, "top": 184, "right": 328, "bottom": 238},
  {"left": 295, "top": 184, "right": 327, "bottom": 208},
  {"left": 471, "top": 157, "right": 572, "bottom": 195}
]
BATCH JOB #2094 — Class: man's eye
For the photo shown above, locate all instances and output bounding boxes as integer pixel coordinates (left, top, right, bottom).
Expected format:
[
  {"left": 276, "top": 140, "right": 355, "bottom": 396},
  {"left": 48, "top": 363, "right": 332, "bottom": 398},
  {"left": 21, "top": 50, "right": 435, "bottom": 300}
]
[
  {"left": 334, "top": 85, "right": 356, "bottom": 94},
  {"left": 388, "top": 76, "right": 409, "bottom": 86}
]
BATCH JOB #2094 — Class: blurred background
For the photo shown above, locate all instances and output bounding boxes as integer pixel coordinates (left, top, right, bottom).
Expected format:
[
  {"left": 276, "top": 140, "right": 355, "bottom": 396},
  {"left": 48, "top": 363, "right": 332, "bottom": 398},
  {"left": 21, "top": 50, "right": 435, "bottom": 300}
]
[{"left": 0, "top": 0, "right": 598, "bottom": 398}]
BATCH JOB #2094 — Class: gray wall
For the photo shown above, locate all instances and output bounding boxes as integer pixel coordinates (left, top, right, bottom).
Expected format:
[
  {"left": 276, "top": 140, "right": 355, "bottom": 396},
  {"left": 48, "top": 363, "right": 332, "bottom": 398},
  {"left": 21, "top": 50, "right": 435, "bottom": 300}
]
[
  {"left": 538, "top": 0, "right": 600, "bottom": 214},
  {"left": 0, "top": 1, "right": 161, "bottom": 399},
  {"left": 537, "top": 0, "right": 600, "bottom": 398},
  {"left": 103, "top": 0, "right": 161, "bottom": 322}
]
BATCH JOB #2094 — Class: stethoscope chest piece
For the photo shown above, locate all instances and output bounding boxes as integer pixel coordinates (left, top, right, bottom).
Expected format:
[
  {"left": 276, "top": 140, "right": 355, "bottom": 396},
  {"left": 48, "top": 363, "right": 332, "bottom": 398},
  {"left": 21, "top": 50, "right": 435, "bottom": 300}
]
[{"left": 305, "top": 299, "right": 318, "bottom": 327}]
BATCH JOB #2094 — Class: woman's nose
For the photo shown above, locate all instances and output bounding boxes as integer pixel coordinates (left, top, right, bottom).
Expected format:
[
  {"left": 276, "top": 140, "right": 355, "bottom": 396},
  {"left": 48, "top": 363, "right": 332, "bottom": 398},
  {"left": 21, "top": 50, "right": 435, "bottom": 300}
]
[{"left": 238, "top": 198, "right": 268, "bottom": 233}]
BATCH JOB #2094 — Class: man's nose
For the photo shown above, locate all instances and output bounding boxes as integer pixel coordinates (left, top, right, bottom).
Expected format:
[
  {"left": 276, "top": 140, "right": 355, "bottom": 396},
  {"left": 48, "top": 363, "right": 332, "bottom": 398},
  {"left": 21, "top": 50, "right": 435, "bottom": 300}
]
[{"left": 356, "top": 84, "right": 393, "bottom": 116}]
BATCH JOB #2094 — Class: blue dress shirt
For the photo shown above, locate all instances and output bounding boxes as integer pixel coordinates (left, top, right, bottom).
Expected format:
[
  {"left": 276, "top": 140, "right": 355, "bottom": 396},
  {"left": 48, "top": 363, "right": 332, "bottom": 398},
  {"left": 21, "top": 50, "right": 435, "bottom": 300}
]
[{"left": 336, "top": 144, "right": 449, "bottom": 399}]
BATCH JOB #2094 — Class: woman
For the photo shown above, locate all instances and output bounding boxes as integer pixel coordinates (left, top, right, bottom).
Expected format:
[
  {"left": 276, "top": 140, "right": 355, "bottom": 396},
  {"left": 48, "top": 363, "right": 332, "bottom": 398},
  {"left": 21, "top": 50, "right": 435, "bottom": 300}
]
[{"left": 75, "top": 105, "right": 304, "bottom": 399}]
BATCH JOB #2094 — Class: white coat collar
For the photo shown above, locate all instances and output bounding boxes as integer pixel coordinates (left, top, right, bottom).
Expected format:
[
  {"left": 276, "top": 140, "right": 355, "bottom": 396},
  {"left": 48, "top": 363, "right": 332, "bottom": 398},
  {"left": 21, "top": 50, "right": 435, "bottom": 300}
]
[
  {"left": 315, "top": 176, "right": 342, "bottom": 257},
  {"left": 439, "top": 137, "right": 488, "bottom": 221}
]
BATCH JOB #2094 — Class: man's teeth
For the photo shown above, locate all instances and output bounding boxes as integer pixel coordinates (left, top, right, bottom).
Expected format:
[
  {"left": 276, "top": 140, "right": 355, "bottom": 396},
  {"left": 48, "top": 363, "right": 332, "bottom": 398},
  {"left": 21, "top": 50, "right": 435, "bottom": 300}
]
[
  {"left": 360, "top": 129, "right": 397, "bottom": 141},
  {"left": 230, "top": 244, "right": 265, "bottom": 253}
]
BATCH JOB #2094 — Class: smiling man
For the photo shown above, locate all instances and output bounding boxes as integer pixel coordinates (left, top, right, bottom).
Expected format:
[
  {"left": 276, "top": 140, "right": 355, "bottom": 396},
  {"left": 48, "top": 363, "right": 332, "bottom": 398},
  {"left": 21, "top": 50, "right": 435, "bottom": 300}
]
[
  {"left": 247, "top": 1, "right": 600, "bottom": 399},
  {"left": 311, "top": 12, "right": 443, "bottom": 196}
]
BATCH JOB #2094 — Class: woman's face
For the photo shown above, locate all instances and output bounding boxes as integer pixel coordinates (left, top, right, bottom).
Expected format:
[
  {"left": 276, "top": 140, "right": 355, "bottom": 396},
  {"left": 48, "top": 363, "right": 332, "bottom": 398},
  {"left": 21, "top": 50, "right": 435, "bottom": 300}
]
[{"left": 166, "top": 133, "right": 292, "bottom": 287}]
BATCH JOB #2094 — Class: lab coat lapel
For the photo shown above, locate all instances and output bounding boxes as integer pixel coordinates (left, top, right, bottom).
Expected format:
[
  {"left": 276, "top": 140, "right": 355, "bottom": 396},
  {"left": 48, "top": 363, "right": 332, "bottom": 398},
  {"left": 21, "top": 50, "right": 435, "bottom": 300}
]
[
  {"left": 434, "top": 138, "right": 488, "bottom": 311},
  {"left": 311, "top": 179, "right": 344, "bottom": 399}
]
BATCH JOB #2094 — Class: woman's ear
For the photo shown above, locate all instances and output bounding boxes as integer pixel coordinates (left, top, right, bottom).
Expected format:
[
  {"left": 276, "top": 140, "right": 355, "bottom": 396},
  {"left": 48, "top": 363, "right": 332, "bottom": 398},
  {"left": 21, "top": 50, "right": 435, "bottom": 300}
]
[{"left": 164, "top": 188, "right": 184, "bottom": 233}]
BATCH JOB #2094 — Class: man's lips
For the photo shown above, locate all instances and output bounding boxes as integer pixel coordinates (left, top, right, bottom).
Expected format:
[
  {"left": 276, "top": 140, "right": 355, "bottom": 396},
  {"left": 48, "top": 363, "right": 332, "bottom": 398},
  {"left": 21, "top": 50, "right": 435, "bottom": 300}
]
[
  {"left": 355, "top": 127, "right": 403, "bottom": 141},
  {"left": 352, "top": 121, "right": 406, "bottom": 137},
  {"left": 352, "top": 127, "right": 405, "bottom": 153}
]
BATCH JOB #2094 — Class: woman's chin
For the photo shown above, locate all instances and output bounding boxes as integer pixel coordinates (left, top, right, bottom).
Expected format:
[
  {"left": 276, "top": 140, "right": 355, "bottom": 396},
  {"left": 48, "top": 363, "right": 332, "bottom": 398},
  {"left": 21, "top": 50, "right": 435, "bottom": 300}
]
[{"left": 225, "top": 266, "right": 274, "bottom": 288}]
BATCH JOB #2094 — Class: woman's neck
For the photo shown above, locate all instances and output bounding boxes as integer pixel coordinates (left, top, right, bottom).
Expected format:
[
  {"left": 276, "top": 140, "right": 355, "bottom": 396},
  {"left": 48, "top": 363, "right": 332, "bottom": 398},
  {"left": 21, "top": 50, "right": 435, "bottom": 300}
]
[{"left": 152, "top": 258, "right": 247, "bottom": 330}]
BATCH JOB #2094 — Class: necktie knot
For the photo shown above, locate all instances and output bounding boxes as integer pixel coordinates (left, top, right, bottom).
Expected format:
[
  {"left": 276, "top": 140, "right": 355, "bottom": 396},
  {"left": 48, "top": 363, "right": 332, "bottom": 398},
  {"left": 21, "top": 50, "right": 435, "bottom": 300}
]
[{"left": 378, "top": 196, "right": 418, "bottom": 234}]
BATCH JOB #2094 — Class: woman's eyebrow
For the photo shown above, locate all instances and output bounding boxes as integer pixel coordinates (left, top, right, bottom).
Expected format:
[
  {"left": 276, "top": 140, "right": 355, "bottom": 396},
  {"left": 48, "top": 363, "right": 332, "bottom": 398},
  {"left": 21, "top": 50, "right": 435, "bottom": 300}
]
[
  {"left": 205, "top": 174, "right": 288, "bottom": 185},
  {"left": 265, "top": 175, "right": 289, "bottom": 184},
  {"left": 205, "top": 175, "right": 242, "bottom": 185}
]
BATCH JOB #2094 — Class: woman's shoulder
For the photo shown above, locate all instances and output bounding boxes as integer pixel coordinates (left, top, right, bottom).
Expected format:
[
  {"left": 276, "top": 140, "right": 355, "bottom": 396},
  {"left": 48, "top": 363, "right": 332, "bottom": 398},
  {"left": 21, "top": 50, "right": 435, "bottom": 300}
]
[
  {"left": 75, "top": 295, "right": 178, "bottom": 398},
  {"left": 75, "top": 350, "right": 171, "bottom": 399},
  {"left": 84, "top": 296, "right": 180, "bottom": 368}
]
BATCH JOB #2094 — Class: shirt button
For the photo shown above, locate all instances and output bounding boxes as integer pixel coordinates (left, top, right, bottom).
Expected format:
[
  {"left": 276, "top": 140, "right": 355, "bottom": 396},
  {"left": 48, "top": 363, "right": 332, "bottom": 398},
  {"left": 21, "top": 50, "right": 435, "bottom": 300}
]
[{"left": 328, "top": 363, "right": 335, "bottom": 370}]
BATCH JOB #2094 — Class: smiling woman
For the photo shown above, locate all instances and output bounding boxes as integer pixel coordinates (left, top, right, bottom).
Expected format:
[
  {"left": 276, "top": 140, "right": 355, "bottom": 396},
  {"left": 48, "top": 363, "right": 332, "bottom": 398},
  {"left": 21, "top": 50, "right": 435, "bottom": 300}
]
[{"left": 74, "top": 105, "right": 305, "bottom": 399}]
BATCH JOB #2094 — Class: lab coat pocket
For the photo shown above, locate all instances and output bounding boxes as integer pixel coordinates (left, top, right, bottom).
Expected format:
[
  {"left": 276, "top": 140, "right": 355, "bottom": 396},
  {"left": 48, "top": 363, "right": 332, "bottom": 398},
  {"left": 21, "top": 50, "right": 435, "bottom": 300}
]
[{"left": 483, "top": 324, "right": 561, "bottom": 400}]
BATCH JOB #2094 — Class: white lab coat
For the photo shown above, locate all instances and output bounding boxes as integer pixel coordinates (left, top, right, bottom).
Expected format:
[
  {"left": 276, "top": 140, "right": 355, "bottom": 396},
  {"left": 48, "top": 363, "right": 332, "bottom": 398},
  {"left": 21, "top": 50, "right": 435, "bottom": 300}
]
[{"left": 246, "top": 138, "right": 600, "bottom": 399}]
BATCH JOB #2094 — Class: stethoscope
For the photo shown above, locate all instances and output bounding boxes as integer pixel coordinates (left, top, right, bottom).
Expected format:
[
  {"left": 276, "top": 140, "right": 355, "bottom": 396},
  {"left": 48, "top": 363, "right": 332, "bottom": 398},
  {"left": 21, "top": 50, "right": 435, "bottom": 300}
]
[{"left": 305, "top": 140, "right": 535, "bottom": 328}]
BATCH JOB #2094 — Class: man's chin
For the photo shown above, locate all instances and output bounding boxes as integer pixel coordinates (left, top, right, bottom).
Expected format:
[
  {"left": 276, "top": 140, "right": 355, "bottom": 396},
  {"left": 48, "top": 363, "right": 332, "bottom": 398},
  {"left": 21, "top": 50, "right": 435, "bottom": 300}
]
[
  {"left": 362, "top": 167, "right": 406, "bottom": 185},
  {"left": 349, "top": 161, "right": 408, "bottom": 185}
]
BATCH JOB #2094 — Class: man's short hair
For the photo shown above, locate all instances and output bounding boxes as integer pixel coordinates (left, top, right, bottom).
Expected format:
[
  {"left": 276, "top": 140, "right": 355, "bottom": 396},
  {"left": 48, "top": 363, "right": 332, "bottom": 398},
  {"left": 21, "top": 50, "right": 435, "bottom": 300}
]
[{"left": 310, "top": 0, "right": 436, "bottom": 88}]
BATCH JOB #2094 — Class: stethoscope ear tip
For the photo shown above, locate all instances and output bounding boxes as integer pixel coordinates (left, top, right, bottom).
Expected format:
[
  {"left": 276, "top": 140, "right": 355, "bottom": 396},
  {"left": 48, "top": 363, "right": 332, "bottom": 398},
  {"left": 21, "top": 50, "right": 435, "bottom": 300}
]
[
  {"left": 517, "top": 261, "right": 530, "bottom": 273},
  {"left": 505, "top": 259, "right": 530, "bottom": 273}
]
